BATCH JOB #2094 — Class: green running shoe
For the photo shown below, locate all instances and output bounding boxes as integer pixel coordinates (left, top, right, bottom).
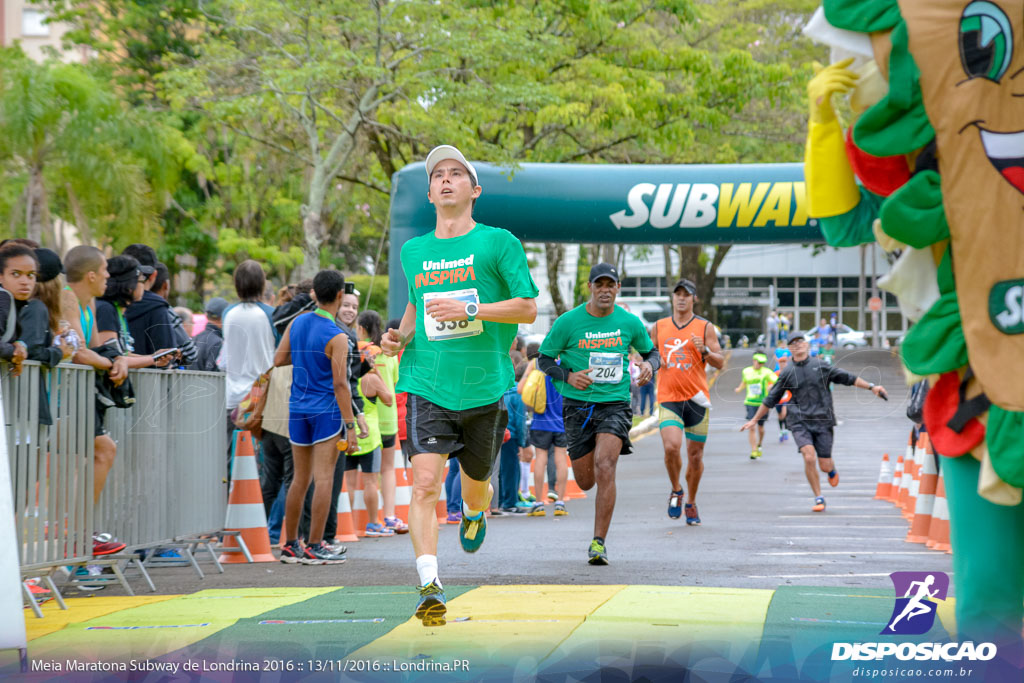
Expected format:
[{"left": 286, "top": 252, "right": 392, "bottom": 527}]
[
  {"left": 587, "top": 539, "right": 609, "bottom": 565},
  {"left": 459, "top": 511, "right": 487, "bottom": 553},
  {"left": 415, "top": 579, "right": 447, "bottom": 627}
]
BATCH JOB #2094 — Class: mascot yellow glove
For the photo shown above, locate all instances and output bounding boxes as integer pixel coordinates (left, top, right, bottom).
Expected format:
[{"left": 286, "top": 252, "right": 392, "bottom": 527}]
[{"left": 807, "top": 57, "right": 858, "bottom": 124}]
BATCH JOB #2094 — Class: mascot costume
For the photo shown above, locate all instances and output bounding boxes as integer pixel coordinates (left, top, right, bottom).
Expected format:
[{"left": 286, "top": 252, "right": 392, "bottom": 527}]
[{"left": 803, "top": 0, "right": 1024, "bottom": 662}]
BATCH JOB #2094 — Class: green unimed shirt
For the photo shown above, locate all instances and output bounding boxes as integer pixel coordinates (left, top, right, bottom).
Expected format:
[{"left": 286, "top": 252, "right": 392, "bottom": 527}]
[
  {"left": 539, "top": 303, "right": 653, "bottom": 404},
  {"left": 397, "top": 223, "right": 539, "bottom": 410}
]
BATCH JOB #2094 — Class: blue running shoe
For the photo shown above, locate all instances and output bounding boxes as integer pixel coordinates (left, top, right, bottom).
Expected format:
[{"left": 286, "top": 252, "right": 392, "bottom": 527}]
[
  {"left": 685, "top": 502, "right": 701, "bottom": 526},
  {"left": 415, "top": 579, "right": 447, "bottom": 626},
  {"left": 668, "top": 489, "right": 684, "bottom": 519},
  {"left": 459, "top": 511, "right": 487, "bottom": 553}
]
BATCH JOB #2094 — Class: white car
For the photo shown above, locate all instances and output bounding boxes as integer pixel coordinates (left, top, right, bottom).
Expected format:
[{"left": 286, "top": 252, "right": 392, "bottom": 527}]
[{"left": 834, "top": 324, "right": 868, "bottom": 348}]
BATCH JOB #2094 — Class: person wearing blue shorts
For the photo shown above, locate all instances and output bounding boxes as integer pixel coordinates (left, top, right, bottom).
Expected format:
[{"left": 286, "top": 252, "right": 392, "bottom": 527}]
[{"left": 275, "top": 270, "right": 359, "bottom": 565}]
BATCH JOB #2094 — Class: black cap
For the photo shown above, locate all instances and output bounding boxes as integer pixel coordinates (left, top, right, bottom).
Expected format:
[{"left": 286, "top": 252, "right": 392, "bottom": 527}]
[
  {"left": 34, "top": 248, "right": 63, "bottom": 283},
  {"left": 204, "top": 296, "right": 230, "bottom": 319},
  {"left": 673, "top": 278, "right": 697, "bottom": 295},
  {"left": 788, "top": 330, "right": 807, "bottom": 344},
  {"left": 588, "top": 263, "right": 620, "bottom": 283},
  {"left": 122, "top": 243, "right": 157, "bottom": 275},
  {"left": 106, "top": 255, "right": 141, "bottom": 282}
]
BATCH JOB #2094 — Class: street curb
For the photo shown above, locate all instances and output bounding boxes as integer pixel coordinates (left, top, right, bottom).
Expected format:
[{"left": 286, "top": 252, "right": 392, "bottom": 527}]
[{"left": 629, "top": 349, "right": 733, "bottom": 442}]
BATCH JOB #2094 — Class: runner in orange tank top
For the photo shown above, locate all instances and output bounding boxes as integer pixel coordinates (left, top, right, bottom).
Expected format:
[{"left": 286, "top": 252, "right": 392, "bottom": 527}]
[{"left": 650, "top": 278, "right": 724, "bottom": 526}]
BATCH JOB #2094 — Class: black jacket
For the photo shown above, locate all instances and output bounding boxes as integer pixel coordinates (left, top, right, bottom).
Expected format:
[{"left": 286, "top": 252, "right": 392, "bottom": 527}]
[
  {"left": 762, "top": 356, "right": 858, "bottom": 430},
  {"left": 19, "top": 299, "right": 61, "bottom": 426},
  {"left": 125, "top": 291, "right": 176, "bottom": 355},
  {"left": 190, "top": 325, "right": 223, "bottom": 372}
]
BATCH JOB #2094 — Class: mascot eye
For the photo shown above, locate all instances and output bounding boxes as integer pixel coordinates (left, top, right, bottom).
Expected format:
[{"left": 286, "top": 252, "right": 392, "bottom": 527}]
[{"left": 959, "top": 1, "right": 1014, "bottom": 81}]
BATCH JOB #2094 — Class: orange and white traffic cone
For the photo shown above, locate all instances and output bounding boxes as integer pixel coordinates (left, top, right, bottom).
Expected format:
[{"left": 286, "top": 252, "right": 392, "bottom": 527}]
[
  {"left": 926, "top": 468, "right": 951, "bottom": 553},
  {"left": 906, "top": 437, "right": 939, "bottom": 544},
  {"left": 220, "top": 431, "right": 275, "bottom": 563},
  {"left": 565, "top": 454, "right": 586, "bottom": 500},
  {"left": 335, "top": 479, "right": 359, "bottom": 543},
  {"left": 888, "top": 454, "right": 905, "bottom": 505},
  {"left": 896, "top": 447, "right": 914, "bottom": 513},
  {"left": 874, "top": 453, "right": 894, "bottom": 500},
  {"left": 903, "top": 433, "right": 927, "bottom": 520}
]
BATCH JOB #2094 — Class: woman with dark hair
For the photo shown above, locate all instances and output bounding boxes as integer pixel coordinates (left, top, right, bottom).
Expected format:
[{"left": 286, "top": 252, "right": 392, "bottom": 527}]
[{"left": 94, "top": 255, "right": 177, "bottom": 368}]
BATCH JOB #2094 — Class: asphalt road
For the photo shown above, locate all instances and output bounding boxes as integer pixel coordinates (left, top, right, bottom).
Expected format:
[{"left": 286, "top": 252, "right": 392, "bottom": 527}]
[{"left": 90, "top": 348, "right": 952, "bottom": 596}]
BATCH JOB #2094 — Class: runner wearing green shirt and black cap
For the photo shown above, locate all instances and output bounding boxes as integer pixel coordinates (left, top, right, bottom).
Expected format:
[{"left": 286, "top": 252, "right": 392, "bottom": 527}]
[
  {"left": 537, "top": 263, "right": 660, "bottom": 565},
  {"left": 381, "top": 144, "right": 538, "bottom": 626}
]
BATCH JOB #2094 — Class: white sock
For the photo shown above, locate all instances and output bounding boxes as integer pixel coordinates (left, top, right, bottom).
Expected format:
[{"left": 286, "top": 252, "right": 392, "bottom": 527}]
[
  {"left": 519, "top": 463, "right": 531, "bottom": 493},
  {"left": 416, "top": 555, "right": 439, "bottom": 587},
  {"left": 463, "top": 502, "right": 484, "bottom": 519},
  {"left": 556, "top": 500, "right": 564, "bottom": 505}
]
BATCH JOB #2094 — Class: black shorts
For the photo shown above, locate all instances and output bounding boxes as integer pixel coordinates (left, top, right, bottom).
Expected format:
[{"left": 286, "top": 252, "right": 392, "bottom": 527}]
[
  {"left": 345, "top": 447, "right": 382, "bottom": 473},
  {"left": 745, "top": 404, "right": 768, "bottom": 426},
  {"left": 381, "top": 433, "right": 396, "bottom": 449},
  {"left": 562, "top": 398, "right": 632, "bottom": 461},
  {"left": 775, "top": 403, "right": 788, "bottom": 414},
  {"left": 529, "top": 429, "right": 567, "bottom": 451},
  {"left": 404, "top": 394, "right": 508, "bottom": 482},
  {"left": 790, "top": 422, "right": 834, "bottom": 459}
]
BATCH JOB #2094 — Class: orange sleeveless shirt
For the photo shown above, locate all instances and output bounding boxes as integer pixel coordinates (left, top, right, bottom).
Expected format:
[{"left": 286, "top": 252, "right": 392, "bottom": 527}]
[{"left": 655, "top": 315, "right": 711, "bottom": 402}]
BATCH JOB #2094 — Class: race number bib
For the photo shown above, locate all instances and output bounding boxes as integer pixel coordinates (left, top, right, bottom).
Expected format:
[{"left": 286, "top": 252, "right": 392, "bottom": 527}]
[
  {"left": 749, "top": 383, "right": 763, "bottom": 397},
  {"left": 589, "top": 352, "right": 623, "bottom": 384},
  {"left": 423, "top": 288, "right": 483, "bottom": 341}
]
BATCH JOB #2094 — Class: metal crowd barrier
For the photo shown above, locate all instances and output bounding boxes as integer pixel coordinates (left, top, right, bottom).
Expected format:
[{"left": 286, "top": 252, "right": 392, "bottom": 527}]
[
  {"left": 3, "top": 362, "right": 227, "bottom": 575},
  {"left": 100, "top": 368, "right": 226, "bottom": 547},
  {"left": 3, "top": 362, "right": 95, "bottom": 570}
]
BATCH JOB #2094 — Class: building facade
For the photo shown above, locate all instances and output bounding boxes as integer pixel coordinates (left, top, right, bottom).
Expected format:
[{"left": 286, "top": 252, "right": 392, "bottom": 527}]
[{"left": 525, "top": 242, "right": 904, "bottom": 346}]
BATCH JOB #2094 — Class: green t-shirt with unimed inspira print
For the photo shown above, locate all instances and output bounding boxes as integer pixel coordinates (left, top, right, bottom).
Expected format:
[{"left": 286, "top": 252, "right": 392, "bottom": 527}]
[
  {"left": 397, "top": 223, "right": 539, "bottom": 411},
  {"left": 539, "top": 303, "right": 653, "bottom": 404}
]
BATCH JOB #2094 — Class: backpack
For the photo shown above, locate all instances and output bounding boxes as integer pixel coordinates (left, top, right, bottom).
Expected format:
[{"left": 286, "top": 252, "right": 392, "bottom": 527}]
[
  {"left": 520, "top": 360, "right": 547, "bottom": 414},
  {"left": 232, "top": 369, "right": 272, "bottom": 439}
]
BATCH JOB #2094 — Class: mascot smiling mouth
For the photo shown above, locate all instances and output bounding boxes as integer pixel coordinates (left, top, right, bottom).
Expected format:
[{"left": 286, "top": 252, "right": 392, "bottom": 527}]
[{"left": 979, "top": 127, "right": 1024, "bottom": 194}]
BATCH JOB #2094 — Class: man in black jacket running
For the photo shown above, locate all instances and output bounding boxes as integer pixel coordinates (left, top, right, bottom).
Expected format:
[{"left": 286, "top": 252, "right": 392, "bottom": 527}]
[{"left": 741, "top": 330, "right": 888, "bottom": 512}]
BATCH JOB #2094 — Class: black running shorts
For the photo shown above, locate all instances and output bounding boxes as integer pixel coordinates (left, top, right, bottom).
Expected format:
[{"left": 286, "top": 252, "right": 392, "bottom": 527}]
[
  {"left": 789, "top": 422, "right": 834, "bottom": 459},
  {"left": 404, "top": 394, "right": 509, "bottom": 482},
  {"left": 529, "top": 429, "right": 567, "bottom": 451},
  {"left": 562, "top": 397, "right": 632, "bottom": 461},
  {"left": 745, "top": 404, "right": 768, "bottom": 426},
  {"left": 381, "top": 433, "right": 396, "bottom": 449}
]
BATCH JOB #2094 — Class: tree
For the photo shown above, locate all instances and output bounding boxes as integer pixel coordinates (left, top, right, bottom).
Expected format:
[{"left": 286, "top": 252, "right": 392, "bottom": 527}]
[{"left": 0, "top": 47, "right": 192, "bottom": 249}]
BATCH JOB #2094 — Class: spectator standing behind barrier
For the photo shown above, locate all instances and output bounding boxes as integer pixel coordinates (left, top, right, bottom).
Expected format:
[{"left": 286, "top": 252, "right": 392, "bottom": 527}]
[
  {"left": 174, "top": 306, "right": 194, "bottom": 337},
  {"left": 95, "top": 256, "right": 179, "bottom": 371},
  {"left": 358, "top": 310, "right": 407, "bottom": 534},
  {"left": 259, "top": 363, "right": 294, "bottom": 545},
  {"left": 57, "top": 245, "right": 129, "bottom": 556},
  {"left": 190, "top": 297, "right": 228, "bottom": 372},
  {"left": 498, "top": 356, "right": 529, "bottom": 512},
  {"left": 219, "top": 260, "right": 278, "bottom": 475},
  {"left": 122, "top": 245, "right": 175, "bottom": 356},
  {"left": 336, "top": 288, "right": 370, "bottom": 439},
  {"left": 17, "top": 248, "right": 73, "bottom": 426},
  {"left": 153, "top": 262, "right": 197, "bottom": 366}
]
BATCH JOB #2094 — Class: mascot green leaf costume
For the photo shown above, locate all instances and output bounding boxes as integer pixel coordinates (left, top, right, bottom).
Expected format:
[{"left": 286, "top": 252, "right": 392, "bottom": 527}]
[{"left": 805, "top": 0, "right": 1024, "bottom": 661}]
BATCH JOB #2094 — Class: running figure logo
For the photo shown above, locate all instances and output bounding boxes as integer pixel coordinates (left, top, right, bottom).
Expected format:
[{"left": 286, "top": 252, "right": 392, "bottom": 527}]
[
  {"left": 664, "top": 338, "right": 691, "bottom": 371},
  {"left": 883, "top": 571, "right": 949, "bottom": 635}
]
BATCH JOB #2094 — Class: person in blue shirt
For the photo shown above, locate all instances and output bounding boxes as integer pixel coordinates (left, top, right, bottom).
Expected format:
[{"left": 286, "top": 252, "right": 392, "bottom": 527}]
[
  {"left": 498, "top": 353, "right": 530, "bottom": 513},
  {"left": 274, "top": 269, "right": 358, "bottom": 566}
]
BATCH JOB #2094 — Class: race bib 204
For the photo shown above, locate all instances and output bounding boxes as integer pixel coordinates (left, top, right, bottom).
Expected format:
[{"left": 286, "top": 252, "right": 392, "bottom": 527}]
[{"left": 589, "top": 352, "right": 623, "bottom": 384}]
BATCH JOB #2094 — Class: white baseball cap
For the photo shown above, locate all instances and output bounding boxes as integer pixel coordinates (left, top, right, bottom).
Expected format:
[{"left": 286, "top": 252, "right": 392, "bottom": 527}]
[{"left": 425, "top": 145, "right": 479, "bottom": 187}]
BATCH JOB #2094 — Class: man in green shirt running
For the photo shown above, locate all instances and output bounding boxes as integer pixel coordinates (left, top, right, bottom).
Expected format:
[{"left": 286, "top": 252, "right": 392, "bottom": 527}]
[
  {"left": 381, "top": 145, "right": 538, "bottom": 626},
  {"left": 537, "top": 263, "right": 660, "bottom": 565},
  {"left": 734, "top": 351, "right": 776, "bottom": 459}
]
